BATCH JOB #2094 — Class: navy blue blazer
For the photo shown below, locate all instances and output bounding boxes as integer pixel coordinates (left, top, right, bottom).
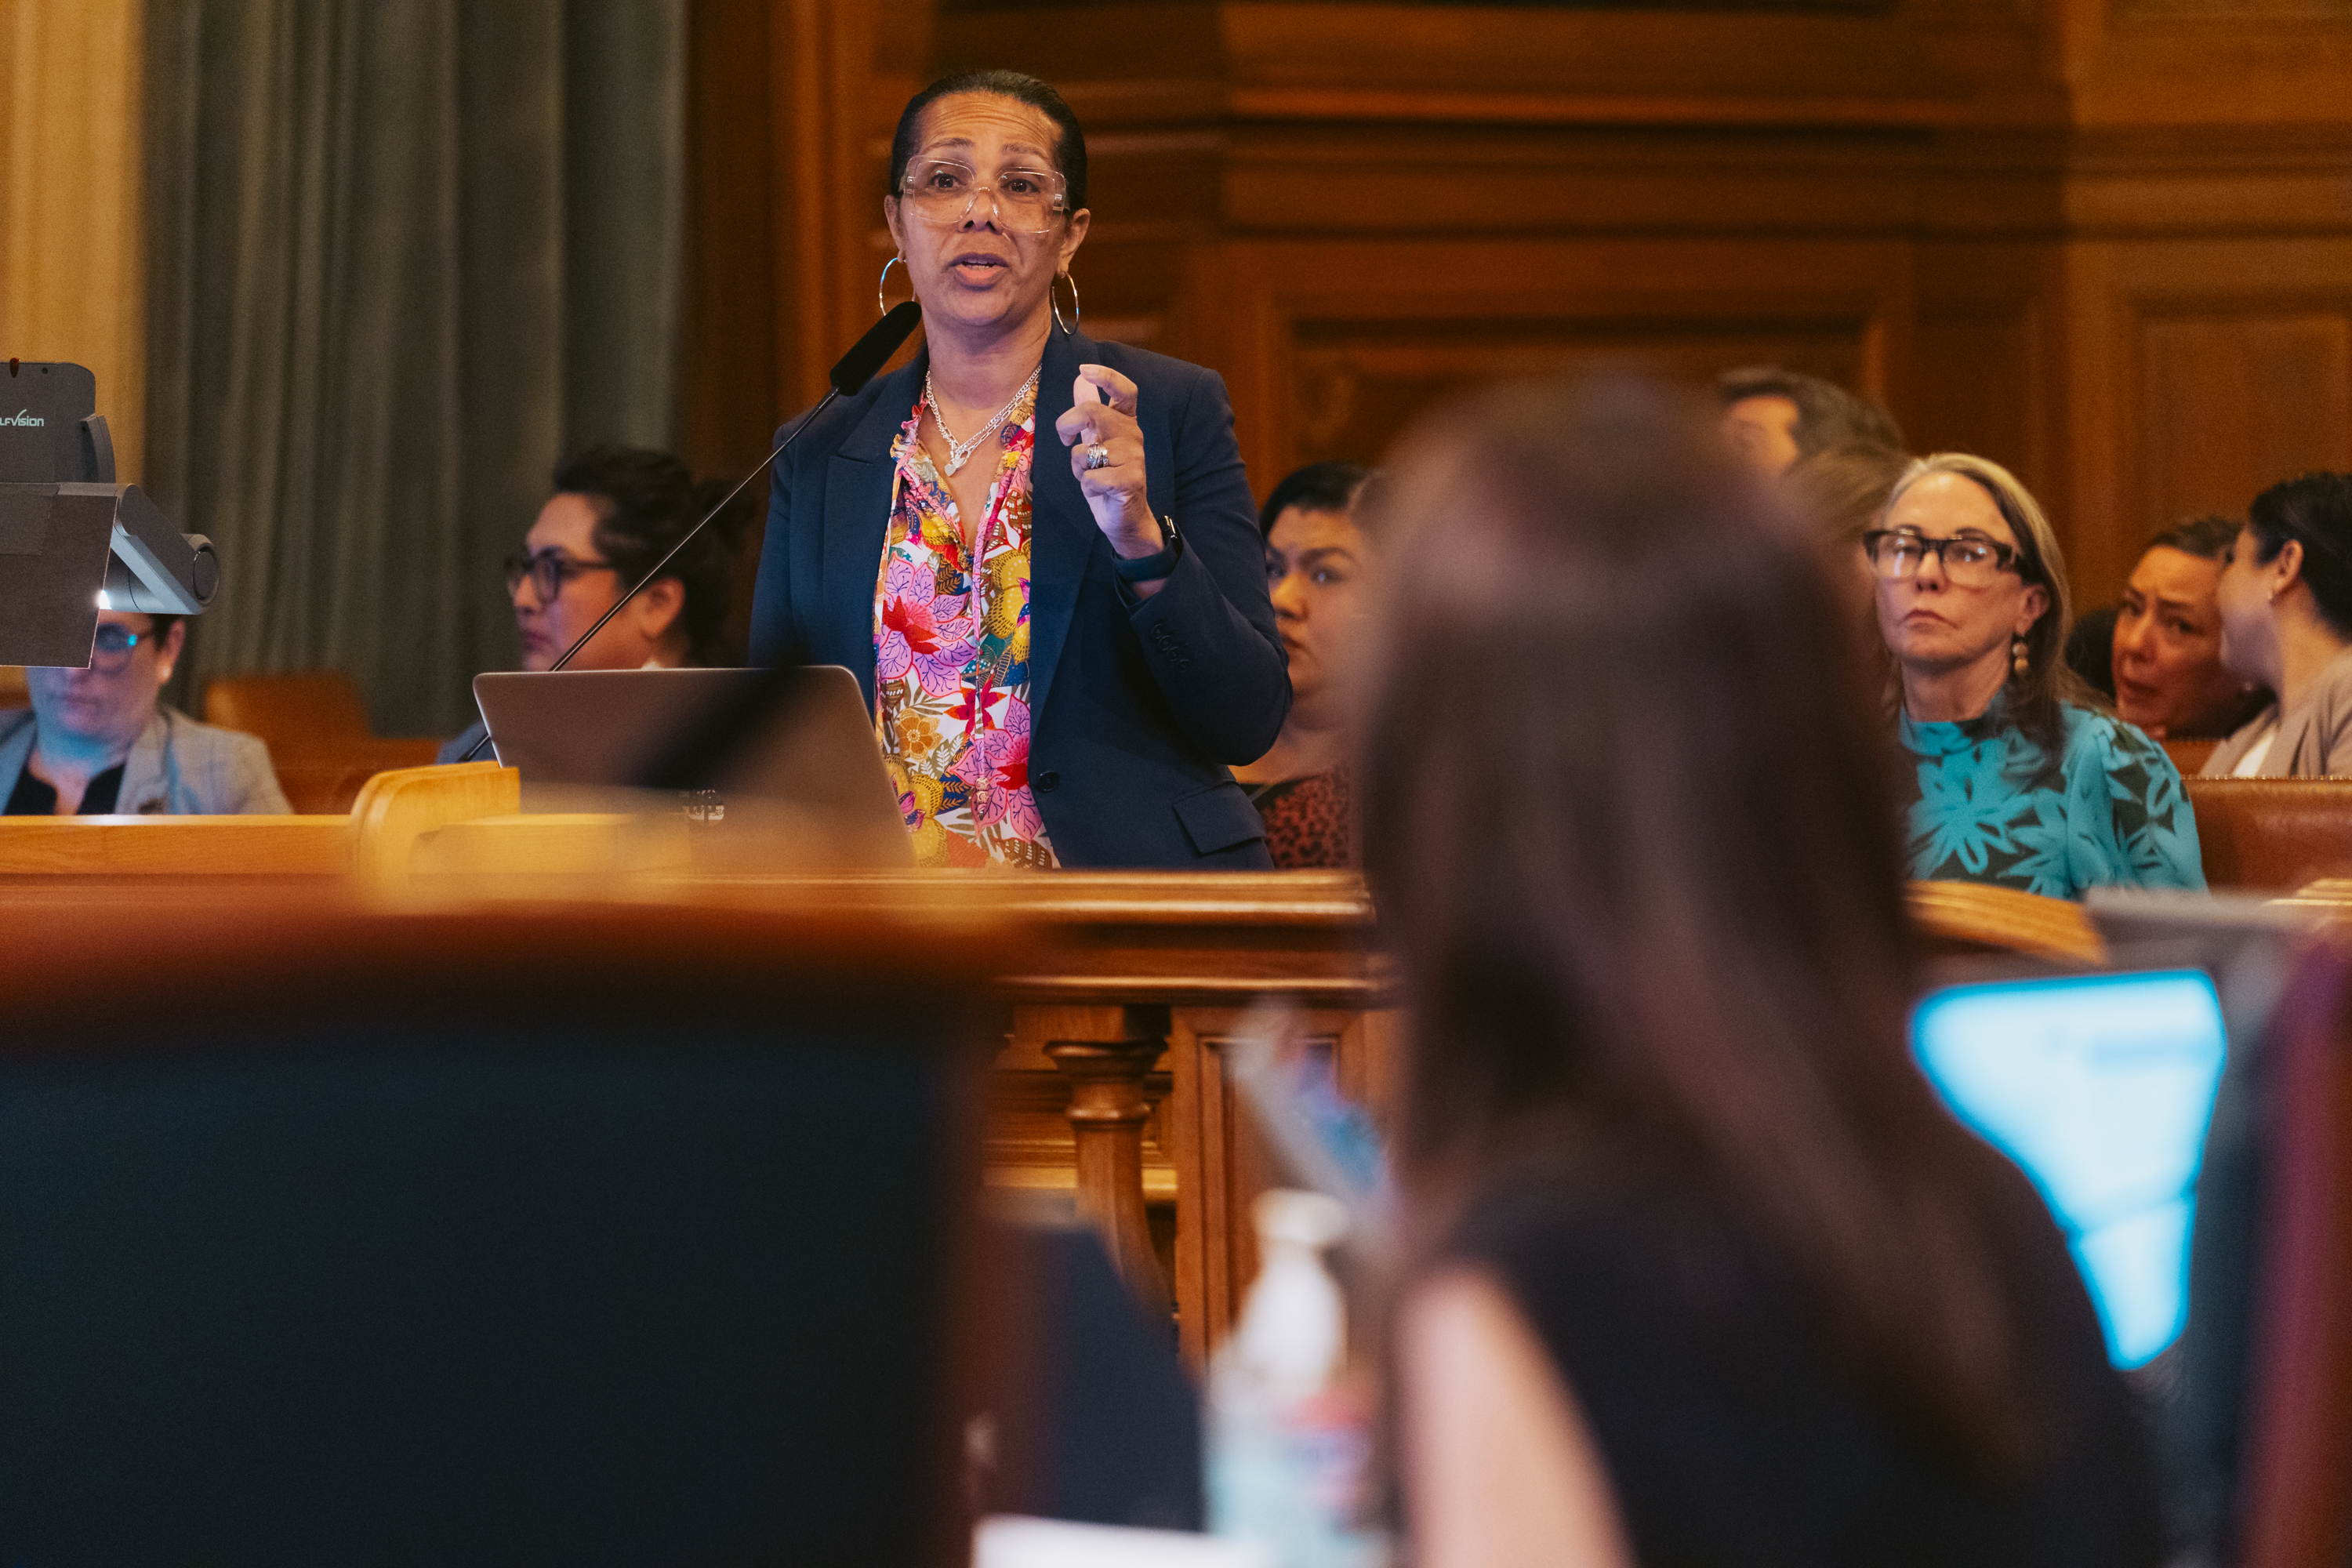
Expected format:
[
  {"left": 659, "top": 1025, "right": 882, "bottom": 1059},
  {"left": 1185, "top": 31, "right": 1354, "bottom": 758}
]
[{"left": 748, "top": 327, "right": 1291, "bottom": 869}]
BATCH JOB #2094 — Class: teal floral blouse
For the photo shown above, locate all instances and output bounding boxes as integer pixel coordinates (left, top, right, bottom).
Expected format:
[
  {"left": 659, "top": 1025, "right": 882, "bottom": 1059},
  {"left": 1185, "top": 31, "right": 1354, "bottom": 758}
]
[{"left": 1896, "top": 699, "right": 2205, "bottom": 899}]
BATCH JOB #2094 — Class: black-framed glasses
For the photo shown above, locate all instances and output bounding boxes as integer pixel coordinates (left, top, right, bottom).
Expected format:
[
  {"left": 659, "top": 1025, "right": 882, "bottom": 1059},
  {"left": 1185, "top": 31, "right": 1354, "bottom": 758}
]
[
  {"left": 504, "top": 550, "right": 616, "bottom": 602},
  {"left": 88, "top": 623, "right": 151, "bottom": 673},
  {"left": 1862, "top": 529, "right": 2022, "bottom": 588}
]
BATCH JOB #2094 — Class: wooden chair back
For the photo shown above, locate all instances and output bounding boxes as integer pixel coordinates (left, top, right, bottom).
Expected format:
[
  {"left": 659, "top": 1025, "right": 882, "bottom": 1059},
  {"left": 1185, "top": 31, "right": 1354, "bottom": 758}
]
[
  {"left": 2166, "top": 736, "right": 2222, "bottom": 777},
  {"left": 2186, "top": 779, "right": 2352, "bottom": 892},
  {"left": 0, "top": 666, "right": 26, "bottom": 711},
  {"left": 1905, "top": 880, "right": 2104, "bottom": 963},
  {"left": 203, "top": 670, "right": 372, "bottom": 743},
  {"left": 202, "top": 671, "right": 445, "bottom": 812}
]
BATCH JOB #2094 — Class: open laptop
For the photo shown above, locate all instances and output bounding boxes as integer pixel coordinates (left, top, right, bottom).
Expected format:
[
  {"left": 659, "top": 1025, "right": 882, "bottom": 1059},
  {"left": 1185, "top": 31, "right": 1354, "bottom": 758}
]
[{"left": 470, "top": 666, "right": 910, "bottom": 867}]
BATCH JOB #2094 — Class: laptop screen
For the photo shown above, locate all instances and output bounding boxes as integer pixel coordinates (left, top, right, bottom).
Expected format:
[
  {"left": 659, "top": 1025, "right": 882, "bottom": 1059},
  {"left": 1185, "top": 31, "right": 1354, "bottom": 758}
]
[{"left": 1911, "top": 968, "right": 2229, "bottom": 1368}]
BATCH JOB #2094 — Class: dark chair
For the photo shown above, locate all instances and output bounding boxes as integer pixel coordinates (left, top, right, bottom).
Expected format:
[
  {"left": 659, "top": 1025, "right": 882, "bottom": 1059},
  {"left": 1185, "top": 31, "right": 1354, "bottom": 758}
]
[
  {"left": 205, "top": 671, "right": 442, "bottom": 813},
  {"left": 0, "top": 892, "right": 999, "bottom": 1563}
]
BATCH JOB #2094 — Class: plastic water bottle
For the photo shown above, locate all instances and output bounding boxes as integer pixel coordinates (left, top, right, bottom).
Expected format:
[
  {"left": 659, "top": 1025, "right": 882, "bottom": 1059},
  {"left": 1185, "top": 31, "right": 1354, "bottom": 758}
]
[{"left": 1206, "top": 1189, "right": 1388, "bottom": 1568}]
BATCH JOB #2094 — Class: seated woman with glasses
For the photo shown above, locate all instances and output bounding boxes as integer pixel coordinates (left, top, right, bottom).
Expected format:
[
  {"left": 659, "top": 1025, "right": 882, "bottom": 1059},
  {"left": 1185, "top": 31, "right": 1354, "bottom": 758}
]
[
  {"left": 749, "top": 71, "right": 1287, "bottom": 869},
  {"left": 1868, "top": 454, "right": 2202, "bottom": 898},
  {"left": 441, "top": 443, "right": 755, "bottom": 763},
  {"left": 2, "top": 612, "right": 290, "bottom": 815}
]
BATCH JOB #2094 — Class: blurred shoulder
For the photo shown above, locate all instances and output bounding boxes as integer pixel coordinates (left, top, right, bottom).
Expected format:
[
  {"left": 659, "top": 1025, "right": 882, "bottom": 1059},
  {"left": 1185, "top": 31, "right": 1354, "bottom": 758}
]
[{"left": 0, "top": 708, "right": 31, "bottom": 744}]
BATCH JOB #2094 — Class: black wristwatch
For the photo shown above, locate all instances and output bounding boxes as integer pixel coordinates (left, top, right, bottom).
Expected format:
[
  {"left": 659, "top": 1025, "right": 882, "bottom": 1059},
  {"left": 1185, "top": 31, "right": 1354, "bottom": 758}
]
[{"left": 1112, "top": 514, "right": 1182, "bottom": 582}]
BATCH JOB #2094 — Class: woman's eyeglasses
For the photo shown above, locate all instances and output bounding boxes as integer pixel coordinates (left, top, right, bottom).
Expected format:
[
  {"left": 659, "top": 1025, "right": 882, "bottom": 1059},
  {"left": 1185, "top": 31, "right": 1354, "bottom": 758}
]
[
  {"left": 504, "top": 550, "right": 615, "bottom": 603},
  {"left": 1862, "top": 529, "right": 2022, "bottom": 589},
  {"left": 898, "top": 159, "right": 1068, "bottom": 235},
  {"left": 87, "top": 623, "right": 151, "bottom": 673}
]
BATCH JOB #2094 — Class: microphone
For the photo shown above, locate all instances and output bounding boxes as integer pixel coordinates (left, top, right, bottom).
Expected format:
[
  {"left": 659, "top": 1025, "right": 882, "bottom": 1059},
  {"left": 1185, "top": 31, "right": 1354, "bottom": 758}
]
[{"left": 458, "top": 302, "right": 924, "bottom": 764}]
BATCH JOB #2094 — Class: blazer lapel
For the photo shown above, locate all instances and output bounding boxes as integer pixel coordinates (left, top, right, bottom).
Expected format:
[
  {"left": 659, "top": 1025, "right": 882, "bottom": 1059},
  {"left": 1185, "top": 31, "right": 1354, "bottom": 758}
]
[
  {"left": 114, "top": 710, "right": 172, "bottom": 813},
  {"left": 1027, "top": 327, "right": 1098, "bottom": 732},
  {"left": 821, "top": 353, "right": 925, "bottom": 711}
]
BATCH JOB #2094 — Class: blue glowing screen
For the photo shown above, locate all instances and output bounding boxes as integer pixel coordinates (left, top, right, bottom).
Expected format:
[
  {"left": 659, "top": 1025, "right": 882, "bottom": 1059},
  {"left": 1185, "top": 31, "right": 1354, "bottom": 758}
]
[{"left": 1911, "top": 969, "right": 2229, "bottom": 1367}]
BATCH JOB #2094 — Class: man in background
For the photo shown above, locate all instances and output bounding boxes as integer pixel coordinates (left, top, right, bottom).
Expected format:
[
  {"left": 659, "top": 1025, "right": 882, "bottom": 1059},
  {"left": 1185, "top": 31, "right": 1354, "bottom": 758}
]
[{"left": 1719, "top": 365, "right": 1905, "bottom": 476}]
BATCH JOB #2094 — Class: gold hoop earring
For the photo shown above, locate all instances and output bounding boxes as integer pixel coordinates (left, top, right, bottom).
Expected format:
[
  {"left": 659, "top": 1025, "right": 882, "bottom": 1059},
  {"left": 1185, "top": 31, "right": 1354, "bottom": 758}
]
[
  {"left": 2011, "top": 633, "right": 2030, "bottom": 679},
  {"left": 879, "top": 256, "right": 911, "bottom": 316},
  {"left": 1052, "top": 271, "right": 1081, "bottom": 337}
]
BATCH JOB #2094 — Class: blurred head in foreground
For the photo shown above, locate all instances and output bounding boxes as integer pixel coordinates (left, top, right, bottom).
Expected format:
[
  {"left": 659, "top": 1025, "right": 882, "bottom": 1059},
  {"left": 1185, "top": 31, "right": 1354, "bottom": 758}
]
[
  {"left": 1364, "top": 374, "right": 2158, "bottom": 1561},
  {"left": 2112, "top": 516, "right": 2263, "bottom": 739},
  {"left": 1717, "top": 365, "right": 1904, "bottom": 477},
  {"left": 507, "top": 445, "right": 754, "bottom": 673}
]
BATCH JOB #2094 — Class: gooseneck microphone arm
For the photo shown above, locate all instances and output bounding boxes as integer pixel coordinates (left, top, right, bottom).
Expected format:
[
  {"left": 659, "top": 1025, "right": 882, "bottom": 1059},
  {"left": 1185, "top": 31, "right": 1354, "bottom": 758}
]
[{"left": 458, "top": 302, "right": 924, "bottom": 765}]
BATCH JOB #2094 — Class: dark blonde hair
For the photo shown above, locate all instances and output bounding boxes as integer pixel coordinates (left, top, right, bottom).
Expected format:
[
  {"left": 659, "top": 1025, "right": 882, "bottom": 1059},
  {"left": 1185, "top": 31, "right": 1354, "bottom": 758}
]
[{"left": 1362, "top": 375, "right": 2032, "bottom": 1468}]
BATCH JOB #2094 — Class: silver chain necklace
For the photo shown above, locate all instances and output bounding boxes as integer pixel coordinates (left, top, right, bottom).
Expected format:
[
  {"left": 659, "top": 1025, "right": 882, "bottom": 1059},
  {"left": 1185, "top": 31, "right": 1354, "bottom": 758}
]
[{"left": 924, "top": 366, "right": 1040, "bottom": 477}]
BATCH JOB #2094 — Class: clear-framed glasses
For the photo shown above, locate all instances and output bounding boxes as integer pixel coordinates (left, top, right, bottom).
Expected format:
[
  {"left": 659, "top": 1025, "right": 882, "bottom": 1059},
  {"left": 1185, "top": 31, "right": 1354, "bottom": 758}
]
[
  {"left": 504, "top": 550, "right": 615, "bottom": 603},
  {"left": 1862, "top": 529, "right": 2022, "bottom": 588},
  {"left": 897, "top": 158, "right": 1068, "bottom": 234},
  {"left": 87, "top": 623, "right": 151, "bottom": 673}
]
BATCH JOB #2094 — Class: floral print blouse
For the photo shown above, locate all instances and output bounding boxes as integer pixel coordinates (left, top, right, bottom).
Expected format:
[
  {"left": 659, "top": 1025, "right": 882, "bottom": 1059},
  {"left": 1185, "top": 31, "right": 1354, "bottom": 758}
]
[
  {"left": 872, "top": 388, "right": 1055, "bottom": 869},
  {"left": 1896, "top": 699, "right": 2205, "bottom": 900}
]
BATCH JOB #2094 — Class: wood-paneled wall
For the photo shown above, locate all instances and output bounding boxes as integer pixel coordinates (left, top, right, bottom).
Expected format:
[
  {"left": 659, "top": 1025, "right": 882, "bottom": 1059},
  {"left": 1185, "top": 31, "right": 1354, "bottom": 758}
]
[{"left": 685, "top": 0, "right": 2352, "bottom": 609}]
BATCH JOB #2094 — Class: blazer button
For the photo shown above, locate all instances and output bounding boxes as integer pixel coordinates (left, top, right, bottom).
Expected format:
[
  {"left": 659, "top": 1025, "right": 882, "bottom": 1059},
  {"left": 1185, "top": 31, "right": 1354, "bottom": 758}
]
[{"left": 1036, "top": 771, "right": 1061, "bottom": 793}]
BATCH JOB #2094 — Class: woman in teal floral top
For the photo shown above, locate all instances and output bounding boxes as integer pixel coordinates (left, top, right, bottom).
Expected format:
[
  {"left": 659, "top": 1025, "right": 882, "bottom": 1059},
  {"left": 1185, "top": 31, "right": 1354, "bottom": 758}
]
[{"left": 1869, "top": 454, "right": 2205, "bottom": 899}]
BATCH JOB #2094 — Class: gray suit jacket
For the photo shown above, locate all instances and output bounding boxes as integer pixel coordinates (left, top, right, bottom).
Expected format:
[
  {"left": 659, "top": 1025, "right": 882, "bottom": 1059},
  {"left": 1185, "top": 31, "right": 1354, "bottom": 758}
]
[
  {"left": 0, "top": 706, "right": 292, "bottom": 814},
  {"left": 2201, "top": 644, "right": 2352, "bottom": 778}
]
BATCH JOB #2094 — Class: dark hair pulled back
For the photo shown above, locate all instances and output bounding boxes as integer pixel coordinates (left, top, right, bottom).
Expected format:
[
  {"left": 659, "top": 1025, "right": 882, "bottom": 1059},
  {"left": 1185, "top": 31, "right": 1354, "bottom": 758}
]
[
  {"left": 549, "top": 443, "right": 755, "bottom": 666},
  {"left": 888, "top": 70, "right": 1087, "bottom": 215},
  {"left": 2246, "top": 473, "right": 2352, "bottom": 637},
  {"left": 2147, "top": 514, "right": 2241, "bottom": 563},
  {"left": 1258, "top": 460, "right": 1377, "bottom": 538}
]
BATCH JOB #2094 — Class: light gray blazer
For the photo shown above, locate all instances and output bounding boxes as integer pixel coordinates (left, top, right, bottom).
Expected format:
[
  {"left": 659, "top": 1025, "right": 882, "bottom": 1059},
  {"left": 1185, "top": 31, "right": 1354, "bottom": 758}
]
[
  {"left": 0, "top": 706, "right": 292, "bottom": 814},
  {"left": 2201, "top": 645, "right": 2352, "bottom": 778}
]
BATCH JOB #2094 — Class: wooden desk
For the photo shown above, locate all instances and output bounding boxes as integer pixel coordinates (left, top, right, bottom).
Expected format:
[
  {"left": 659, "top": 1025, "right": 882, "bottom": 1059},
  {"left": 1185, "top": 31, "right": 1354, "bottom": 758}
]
[{"left": 0, "top": 762, "right": 518, "bottom": 890}]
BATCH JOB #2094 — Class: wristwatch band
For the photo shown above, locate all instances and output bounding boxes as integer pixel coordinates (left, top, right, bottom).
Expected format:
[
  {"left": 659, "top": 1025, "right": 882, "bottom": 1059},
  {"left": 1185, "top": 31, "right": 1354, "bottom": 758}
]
[{"left": 1112, "top": 514, "right": 1182, "bottom": 582}]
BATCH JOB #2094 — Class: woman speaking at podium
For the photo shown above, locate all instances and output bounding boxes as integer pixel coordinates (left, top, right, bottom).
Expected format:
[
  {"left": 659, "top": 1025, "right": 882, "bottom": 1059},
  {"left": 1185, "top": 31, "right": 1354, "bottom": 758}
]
[{"left": 748, "top": 71, "right": 1289, "bottom": 869}]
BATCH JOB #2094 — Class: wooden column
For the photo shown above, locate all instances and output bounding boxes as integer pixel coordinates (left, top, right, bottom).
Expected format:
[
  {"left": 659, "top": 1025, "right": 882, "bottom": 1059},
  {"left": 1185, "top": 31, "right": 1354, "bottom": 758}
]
[{"left": 1041, "top": 1004, "right": 1173, "bottom": 1315}]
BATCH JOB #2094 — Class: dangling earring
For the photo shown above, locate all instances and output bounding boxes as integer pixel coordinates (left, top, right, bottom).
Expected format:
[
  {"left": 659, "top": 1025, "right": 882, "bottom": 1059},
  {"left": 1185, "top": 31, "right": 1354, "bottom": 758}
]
[
  {"left": 2011, "top": 633, "right": 2030, "bottom": 678},
  {"left": 1051, "top": 271, "right": 1080, "bottom": 336},
  {"left": 878, "top": 256, "right": 911, "bottom": 316}
]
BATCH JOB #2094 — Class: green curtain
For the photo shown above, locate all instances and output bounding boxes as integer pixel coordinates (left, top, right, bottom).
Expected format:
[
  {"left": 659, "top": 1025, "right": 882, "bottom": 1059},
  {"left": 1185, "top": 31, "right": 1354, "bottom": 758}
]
[{"left": 143, "top": 0, "right": 684, "bottom": 736}]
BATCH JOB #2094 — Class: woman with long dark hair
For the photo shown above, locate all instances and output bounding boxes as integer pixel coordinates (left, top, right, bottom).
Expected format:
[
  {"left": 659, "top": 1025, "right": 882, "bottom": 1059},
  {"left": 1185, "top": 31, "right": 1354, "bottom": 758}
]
[{"left": 1367, "top": 377, "right": 2161, "bottom": 1566}]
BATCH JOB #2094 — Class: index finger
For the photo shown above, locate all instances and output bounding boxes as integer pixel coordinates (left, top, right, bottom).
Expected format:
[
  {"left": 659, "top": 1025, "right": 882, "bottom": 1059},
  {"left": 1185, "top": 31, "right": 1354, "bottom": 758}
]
[{"left": 1076, "top": 364, "right": 1138, "bottom": 417}]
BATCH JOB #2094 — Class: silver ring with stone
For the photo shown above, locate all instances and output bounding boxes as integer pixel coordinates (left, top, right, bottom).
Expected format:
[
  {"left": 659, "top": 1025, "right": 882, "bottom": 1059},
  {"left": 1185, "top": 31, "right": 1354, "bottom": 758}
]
[{"left": 1085, "top": 443, "right": 1110, "bottom": 471}]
